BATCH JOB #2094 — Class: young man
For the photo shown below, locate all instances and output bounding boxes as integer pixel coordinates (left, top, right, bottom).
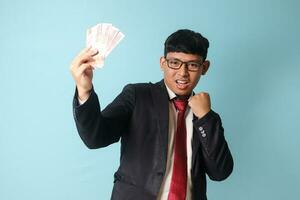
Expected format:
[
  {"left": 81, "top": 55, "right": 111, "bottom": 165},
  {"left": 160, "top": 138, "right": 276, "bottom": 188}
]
[{"left": 70, "top": 29, "right": 233, "bottom": 200}]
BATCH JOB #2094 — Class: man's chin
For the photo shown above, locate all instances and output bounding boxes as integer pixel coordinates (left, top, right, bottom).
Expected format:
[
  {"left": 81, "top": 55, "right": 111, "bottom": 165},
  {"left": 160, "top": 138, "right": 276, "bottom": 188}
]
[{"left": 174, "top": 89, "right": 192, "bottom": 96}]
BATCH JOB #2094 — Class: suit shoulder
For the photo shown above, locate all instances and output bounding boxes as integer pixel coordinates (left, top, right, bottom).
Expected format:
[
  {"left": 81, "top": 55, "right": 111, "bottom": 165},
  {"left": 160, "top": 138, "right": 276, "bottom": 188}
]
[
  {"left": 124, "top": 81, "right": 161, "bottom": 91},
  {"left": 122, "top": 81, "right": 163, "bottom": 100}
]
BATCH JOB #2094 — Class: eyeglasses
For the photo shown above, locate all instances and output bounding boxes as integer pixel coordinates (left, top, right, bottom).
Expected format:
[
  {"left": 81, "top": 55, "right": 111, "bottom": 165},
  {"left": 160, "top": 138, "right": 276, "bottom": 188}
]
[{"left": 164, "top": 58, "right": 203, "bottom": 72}]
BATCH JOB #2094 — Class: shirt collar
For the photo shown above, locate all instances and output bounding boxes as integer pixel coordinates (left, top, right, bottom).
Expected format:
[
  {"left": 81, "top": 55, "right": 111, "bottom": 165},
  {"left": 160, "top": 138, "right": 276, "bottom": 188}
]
[{"left": 165, "top": 84, "right": 177, "bottom": 100}]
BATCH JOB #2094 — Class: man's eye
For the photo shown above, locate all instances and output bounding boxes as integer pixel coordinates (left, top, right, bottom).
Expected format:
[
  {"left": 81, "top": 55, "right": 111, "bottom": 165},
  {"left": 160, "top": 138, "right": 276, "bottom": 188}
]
[
  {"left": 170, "top": 60, "right": 179, "bottom": 65},
  {"left": 189, "top": 63, "right": 198, "bottom": 67}
]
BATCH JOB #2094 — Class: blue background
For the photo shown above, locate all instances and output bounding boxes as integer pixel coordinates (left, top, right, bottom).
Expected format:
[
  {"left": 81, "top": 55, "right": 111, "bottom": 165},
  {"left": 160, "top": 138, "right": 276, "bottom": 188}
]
[{"left": 1, "top": 0, "right": 299, "bottom": 199}]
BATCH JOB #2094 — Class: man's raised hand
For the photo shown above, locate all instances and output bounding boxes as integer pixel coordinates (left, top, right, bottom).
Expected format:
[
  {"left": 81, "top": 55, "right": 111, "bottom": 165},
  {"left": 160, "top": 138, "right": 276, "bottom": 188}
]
[{"left": 70, "top": 47, "right": 98, "bottom": 101}]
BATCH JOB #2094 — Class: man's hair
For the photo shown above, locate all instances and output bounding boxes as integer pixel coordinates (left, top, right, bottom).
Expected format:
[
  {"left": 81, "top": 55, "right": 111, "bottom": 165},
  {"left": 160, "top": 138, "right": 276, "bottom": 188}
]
[{"left": 164, "top": 29, "right": 209, "bottom": 60}]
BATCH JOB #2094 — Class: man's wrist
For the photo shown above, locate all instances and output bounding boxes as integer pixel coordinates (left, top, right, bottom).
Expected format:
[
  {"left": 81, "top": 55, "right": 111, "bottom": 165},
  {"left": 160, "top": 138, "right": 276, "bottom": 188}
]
[{"left": 77, "top": 87, "right": 92, "bottom": 104}]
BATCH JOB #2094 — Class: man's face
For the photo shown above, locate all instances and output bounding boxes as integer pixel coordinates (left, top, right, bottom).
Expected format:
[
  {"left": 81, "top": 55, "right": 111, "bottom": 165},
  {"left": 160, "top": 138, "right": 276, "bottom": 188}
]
[{"left": 160, "top": 52, "right": 210, "bottom": 96}]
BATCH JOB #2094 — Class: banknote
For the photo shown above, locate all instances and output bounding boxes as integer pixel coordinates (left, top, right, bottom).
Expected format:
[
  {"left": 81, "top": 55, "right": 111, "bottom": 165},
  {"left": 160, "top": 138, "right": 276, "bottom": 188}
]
[{"left": 86, "top": 23, "right": 124, "bottom": 68}]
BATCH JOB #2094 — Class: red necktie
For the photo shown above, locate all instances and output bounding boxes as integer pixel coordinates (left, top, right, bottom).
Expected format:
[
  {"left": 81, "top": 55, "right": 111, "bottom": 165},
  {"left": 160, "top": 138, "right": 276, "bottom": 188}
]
[{"left": 168, "top": 98, "right": 188, "bottom": 200}]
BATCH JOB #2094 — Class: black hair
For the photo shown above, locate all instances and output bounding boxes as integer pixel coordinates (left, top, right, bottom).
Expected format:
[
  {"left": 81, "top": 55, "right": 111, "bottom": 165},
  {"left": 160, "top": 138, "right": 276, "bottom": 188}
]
[{"left": 164, "top": 29, "right": 209, "bottom": 60}]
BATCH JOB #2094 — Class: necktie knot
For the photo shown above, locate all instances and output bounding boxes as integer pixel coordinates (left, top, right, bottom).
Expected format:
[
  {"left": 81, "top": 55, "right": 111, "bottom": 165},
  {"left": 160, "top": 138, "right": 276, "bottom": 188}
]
[{"left": 173, "top": 99, "right": 188, "bottom": 112}]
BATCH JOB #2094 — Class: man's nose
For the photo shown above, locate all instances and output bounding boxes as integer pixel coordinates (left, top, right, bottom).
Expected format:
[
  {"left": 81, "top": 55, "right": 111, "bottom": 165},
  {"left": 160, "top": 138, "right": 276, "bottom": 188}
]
[{"left": 178, "top": 63, "right": 189, "bottom": 76}]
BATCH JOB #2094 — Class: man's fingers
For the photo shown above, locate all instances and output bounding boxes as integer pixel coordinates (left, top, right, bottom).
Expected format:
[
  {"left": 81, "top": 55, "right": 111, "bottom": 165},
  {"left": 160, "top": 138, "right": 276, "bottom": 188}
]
[
  {"left": 77, "top": 49, "right": 97, "bottom": 65},
  {"left": 71, "top": 47, "right": 90, "bottom": 67},
  {"left": 77, "top": 63, "right": 94, "bottom": 76},
  {"left": 71, "top": 47, "right": 98, "bottom": 69},
  {"left": 78, "top": 46, "right": 98, "bottom": 57},
  {"left": 79, "top": 47, "right": 98, "bottom": 58},
  {"left": 80, "top": 47, "right": 98, "bottom": 60},
  {"left": 81, "top": 56, "right": 96, "bottom": 65},
  {"left": 188, "top": 92, "right": 211, "bottom": 106}
]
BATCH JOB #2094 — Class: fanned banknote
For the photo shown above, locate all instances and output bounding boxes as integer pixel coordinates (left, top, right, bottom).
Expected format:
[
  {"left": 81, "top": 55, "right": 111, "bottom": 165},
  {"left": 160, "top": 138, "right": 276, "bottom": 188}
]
[{"left": 86, "top": 23, "right": 124, "bottom": 68}]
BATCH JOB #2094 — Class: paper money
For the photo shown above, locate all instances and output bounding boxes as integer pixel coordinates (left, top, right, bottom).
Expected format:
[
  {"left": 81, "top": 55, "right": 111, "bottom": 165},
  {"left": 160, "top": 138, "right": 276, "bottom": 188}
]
[{"left": 86, "top": 23, "right": 125, "bottom": 68}]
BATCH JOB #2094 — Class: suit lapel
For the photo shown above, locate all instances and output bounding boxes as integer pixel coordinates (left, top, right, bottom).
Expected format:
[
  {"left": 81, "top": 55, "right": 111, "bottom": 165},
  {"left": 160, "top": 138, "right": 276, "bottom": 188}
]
[
  {"left": 191, "top": 91, "right": 201, "bottom": 172},
  {"left": 151, "top": 80, "right": 169, "bottom": 173},
  {"left": 192, "top": 115, "right": 201, "bottom": 171}
]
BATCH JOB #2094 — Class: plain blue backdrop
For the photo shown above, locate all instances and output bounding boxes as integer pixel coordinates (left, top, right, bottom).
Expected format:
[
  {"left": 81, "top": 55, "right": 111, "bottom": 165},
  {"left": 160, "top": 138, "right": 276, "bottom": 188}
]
[{"left": 1, "top": 0, "right": 299, "bottom": 199}]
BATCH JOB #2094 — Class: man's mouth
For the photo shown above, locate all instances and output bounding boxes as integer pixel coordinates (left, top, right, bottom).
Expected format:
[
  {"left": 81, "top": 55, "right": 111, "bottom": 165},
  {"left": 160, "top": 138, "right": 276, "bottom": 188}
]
[{"left": 175, "top": 80, "right": 189, "bottom": 89}]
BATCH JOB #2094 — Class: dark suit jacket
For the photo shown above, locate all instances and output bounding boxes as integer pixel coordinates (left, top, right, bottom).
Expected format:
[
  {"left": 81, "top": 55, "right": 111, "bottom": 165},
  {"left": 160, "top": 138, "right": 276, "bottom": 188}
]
[{"left": 73, "top": 80, "right": 233, "bottom": 200}]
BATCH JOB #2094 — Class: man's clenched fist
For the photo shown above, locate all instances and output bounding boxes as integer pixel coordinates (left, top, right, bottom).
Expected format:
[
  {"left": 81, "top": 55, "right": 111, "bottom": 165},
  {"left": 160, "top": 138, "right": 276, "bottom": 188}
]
[{"left": 188, "top": 92, "right": 211, "bottom": 118}]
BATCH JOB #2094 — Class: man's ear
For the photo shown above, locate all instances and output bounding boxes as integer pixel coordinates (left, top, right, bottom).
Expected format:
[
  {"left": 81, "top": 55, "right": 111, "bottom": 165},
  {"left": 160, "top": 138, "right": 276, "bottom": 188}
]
[
  {"left": 201, "top": 60, "right": 210, "bottom": 75},
  {"left": 160, "top": 56, "right": 166, "bottom": 71}
]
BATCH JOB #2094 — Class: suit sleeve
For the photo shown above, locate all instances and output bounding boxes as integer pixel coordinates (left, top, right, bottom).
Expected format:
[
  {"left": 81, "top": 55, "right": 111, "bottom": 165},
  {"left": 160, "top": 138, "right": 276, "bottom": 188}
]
[
  {"left": 72, "top": 84, "right": 135, "bottom": 149},
  {"left": 193, "top": 110, "right": 234, "bottom": 181}
]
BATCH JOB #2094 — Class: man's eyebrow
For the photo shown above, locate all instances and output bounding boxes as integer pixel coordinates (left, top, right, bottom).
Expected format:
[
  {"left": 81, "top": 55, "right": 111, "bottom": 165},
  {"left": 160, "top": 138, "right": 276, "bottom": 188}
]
[
  {"left": 166, "top": 57, "right": 180, "bottom": 60},
  {"left": 187, "top": 59, "right": 203, "bottom": 63}
]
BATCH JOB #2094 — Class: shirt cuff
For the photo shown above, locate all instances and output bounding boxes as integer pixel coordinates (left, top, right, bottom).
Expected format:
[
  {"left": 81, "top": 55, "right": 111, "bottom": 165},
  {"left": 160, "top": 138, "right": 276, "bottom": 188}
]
[
  {"left": 78, "top": 97, "right": 88, "bottom": 105},
  {"left": 75, "top": 87, "right": 92, "bottom": 105}
]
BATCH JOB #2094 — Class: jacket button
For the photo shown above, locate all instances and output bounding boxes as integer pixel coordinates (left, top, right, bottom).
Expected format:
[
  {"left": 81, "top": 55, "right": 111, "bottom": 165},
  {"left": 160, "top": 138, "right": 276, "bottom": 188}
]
[
  {"left": 201, "top": 133, "right": 206, "bottom": 137},
  {"left": 199, "top": 126, "right": 203, "bottom": 131}
]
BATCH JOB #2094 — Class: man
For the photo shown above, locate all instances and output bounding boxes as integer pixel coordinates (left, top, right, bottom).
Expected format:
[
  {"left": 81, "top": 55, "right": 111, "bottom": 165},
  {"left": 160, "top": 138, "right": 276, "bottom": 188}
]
[{"left": 70, "top": 29, "right": 233, "bottom": 200}]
